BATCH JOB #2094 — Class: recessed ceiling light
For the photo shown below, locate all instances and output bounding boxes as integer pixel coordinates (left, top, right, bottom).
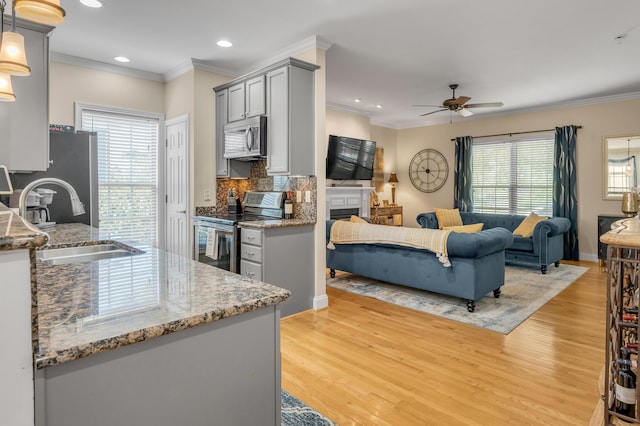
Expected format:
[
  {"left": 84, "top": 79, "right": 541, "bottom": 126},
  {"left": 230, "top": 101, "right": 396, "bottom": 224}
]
[
  {"left": 376, "top": 104, "right": 383, "bottom": 109},
  {"left": 114, "top": 56, "right": 130, "bottom": 63},
  {"left": 354, "top": 98, "right": 362, "bottom": 103},
  {"left": 217, "top": 40, "right": 233, "bottom": 48},
  {"left": 80, "top": 0, "right": 103, "bottom": 7}
]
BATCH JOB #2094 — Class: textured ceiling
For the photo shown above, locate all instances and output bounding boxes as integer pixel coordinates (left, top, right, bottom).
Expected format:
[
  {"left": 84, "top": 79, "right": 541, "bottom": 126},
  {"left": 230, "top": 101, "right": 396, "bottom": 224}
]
[{"left": 31, "top": 0, "right": 640, "bottom": 128}]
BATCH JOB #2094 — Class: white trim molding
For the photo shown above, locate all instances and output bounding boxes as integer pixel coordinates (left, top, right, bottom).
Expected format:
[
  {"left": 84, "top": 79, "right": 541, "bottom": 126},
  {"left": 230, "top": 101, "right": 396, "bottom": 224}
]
[{"left": 313, "top": 294, "right": 329, "bottom": 310}]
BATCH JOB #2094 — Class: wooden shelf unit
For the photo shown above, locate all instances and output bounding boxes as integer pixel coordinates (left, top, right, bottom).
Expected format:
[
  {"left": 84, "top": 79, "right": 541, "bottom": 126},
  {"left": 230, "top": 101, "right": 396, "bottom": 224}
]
[
  {"left": 603, "top": 242, "right": 640, "bottom": 423},
  {"left": 370, "top": 206, "right": 403, "bottom": 226}
]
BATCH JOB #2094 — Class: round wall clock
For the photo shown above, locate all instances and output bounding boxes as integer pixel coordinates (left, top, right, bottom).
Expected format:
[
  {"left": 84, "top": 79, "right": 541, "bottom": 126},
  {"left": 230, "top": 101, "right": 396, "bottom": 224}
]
[{"left": 408, "top": 149, "right": 449, "bottom": 193}]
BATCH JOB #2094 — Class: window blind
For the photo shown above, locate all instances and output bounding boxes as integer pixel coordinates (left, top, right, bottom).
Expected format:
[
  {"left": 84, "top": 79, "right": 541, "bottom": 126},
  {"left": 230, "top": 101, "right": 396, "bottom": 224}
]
[
  {"left": 79, "top": 107, "right": 161, "bottom": 318},
  {"left": 472, "top": 136, "right": 554, "bottom": 216},
  {"left": 81, "top": 110, "right": 159, "bottom": 246}
]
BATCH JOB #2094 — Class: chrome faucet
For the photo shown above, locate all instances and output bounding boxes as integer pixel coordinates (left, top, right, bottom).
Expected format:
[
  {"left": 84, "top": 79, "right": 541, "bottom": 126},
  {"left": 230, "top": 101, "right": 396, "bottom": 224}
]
[{"left": 18, "top": 178, "right": 85, "bottom": 218}]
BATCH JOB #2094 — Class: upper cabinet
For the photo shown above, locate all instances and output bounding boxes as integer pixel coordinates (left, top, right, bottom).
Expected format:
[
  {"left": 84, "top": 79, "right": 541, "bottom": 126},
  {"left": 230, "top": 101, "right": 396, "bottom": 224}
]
[
  {"left": 215, "top": 89, "right": 251, "bottom": 178},
  {"left": 227, "top": 75, "right": 265, "bottom": 122},
  {"left": 213, "top": 58, "right": 318, "bottom": 177},
  {"left": 0, "top": 18, "right": 52, "bottom": 172}
]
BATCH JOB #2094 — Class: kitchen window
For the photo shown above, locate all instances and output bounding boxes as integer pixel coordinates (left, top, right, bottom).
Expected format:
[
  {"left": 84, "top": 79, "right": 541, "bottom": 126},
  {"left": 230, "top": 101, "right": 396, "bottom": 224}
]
[
  {"left": 77, "top": 104, "right": 164, "bottom": 246},
  {"left": 471, "top": 135, "right": 555, "bottom": 216}
]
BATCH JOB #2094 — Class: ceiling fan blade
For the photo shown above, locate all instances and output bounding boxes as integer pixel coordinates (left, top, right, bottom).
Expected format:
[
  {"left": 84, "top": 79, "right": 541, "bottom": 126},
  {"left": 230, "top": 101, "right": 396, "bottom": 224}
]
[
  {"left": 420, "top": 109, "right": 447, "bottom": 117},
  {"left": 452, "top": 96, "right": 471, "bottom": 106},
  {"left": 458, "top": 108, "right": 474, "bottom": 117},
  {"left": 412, "top": 104, "right": 444, "bottom": 108},
  {"left": 465, "top": 102, "right": 504, "bottom": 109}
]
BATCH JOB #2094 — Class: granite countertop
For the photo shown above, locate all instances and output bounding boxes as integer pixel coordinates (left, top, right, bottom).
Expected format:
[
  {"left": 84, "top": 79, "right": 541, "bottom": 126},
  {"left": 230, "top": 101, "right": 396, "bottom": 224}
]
[
  {"left": 0, "top": 203, "right": 49, "bottom": 250},
  {"left": 600, "top": 216, "right": 640, "bottom": 248},
  {"left": 34, "top": 223, "right": 291, "bottom": 369},
  {"left": 238, "top": 218, "right": 315, "bottom": 229}
]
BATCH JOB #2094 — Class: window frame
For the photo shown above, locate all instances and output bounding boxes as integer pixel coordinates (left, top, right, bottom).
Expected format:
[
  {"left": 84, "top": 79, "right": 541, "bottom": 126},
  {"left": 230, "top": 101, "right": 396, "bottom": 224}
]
[
  {"left": 470, "top": 134, "right": 555, "bottom": 216},
  {"left": 75, "top": 102, "right": 165, "bottom": 247}
]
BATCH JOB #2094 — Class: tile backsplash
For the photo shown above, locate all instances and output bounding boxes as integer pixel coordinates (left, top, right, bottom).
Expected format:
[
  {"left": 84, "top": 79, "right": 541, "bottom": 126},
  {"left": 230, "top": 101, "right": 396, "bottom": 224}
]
[{"left": 196, "top": 160, "right": 317, "bottom": 221}]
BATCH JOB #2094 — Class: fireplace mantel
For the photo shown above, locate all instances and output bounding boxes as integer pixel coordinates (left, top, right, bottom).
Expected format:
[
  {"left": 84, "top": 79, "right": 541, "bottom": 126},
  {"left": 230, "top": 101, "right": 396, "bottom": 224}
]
[{"left": 326, "top": 187, "right": 372, "bottom": 219}]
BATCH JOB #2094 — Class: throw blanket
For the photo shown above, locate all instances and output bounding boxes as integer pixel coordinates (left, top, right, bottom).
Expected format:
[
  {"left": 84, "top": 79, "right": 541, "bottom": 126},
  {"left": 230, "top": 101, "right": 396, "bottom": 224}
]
[{"left": 328, "top": 221, "right": 452, "bottom": 267}]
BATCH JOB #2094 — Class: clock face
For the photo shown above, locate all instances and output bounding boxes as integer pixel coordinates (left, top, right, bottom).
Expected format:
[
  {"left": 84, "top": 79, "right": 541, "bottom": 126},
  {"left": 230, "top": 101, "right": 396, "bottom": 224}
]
[{"left": 408, "top": 149, "right": 449, "bottom": 193}]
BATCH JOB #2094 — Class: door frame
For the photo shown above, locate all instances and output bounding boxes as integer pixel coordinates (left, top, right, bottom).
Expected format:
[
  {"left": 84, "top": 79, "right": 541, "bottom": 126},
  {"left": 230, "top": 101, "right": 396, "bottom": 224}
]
[{"left": 164, "top": 114, "right": 190, "bottom": 255}]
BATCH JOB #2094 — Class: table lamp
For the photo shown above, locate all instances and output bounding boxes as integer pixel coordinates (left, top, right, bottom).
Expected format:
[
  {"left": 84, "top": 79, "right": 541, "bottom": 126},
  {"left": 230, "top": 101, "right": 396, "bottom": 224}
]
[{"left": 388, "top": 173, "right": 399, "bottom": 206}]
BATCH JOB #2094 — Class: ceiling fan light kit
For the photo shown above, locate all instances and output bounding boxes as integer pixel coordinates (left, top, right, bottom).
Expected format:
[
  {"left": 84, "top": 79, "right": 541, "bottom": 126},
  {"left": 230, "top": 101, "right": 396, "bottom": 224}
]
[{"left": 415, "top": 84, "right": 503, "bottom": 118}]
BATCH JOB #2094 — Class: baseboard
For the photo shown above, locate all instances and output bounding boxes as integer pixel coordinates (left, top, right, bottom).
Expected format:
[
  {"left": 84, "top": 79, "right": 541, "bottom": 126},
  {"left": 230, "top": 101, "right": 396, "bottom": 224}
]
[{"left": 313, "top": 294, "right": 329, "bottom": 310}]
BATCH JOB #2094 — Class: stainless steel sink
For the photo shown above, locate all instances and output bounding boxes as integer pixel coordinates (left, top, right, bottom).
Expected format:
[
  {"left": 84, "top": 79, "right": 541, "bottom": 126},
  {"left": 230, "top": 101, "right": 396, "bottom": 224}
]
[{"left": 37, "top": 242, "right": 143, "bottom": 265}]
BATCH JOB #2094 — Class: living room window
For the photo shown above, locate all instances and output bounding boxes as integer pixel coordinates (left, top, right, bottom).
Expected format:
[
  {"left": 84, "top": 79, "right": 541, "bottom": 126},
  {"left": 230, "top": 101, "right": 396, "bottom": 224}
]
[{"left": 472, "top": 136, "right": 554, "bottom": 216}]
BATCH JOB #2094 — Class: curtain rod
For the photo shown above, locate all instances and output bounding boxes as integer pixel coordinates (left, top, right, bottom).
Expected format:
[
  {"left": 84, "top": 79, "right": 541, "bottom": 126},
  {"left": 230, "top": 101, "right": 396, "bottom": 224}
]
[{"left": 449, "top": 126, "right": 582, "bottom": 142}]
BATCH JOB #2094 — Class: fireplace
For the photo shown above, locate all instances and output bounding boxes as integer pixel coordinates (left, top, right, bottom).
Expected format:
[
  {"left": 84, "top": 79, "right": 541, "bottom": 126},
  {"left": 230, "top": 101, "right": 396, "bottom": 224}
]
[{"left": 326, "top": 187, "right": 372, "bottom": 220}]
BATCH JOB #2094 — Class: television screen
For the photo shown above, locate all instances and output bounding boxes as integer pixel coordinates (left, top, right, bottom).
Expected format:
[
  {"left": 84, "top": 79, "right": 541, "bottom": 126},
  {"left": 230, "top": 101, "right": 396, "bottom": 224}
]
[{"left": 326, "top": 135, "right": 376, "bottom": 180}]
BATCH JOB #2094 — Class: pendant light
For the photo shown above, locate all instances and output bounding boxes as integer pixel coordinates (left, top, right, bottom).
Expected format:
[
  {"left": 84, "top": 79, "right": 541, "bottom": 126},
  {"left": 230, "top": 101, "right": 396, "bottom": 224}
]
[
  {"left": 0, "top": 0, "right": 31, "bottom": 76},
  {"left": 0, "top": 71, "right": 15, "bottom": 101},
  {"left": 14, "top": 0, "right": 65, "bottom": 25}
]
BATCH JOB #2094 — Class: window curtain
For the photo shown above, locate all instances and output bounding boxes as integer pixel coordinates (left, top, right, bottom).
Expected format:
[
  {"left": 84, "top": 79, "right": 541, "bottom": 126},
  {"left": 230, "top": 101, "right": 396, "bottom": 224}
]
[
  {"left": 553, "top": 125, "right": 579, "bottom": 260},
  {"left": 454, "top": 136, "right": 473, "bottom": 211}
]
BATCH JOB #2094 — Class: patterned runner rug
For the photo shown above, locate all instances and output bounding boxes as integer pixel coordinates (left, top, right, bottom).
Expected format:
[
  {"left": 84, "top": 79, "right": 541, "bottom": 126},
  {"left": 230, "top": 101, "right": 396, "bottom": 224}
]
[
  {"left": 327, "top": 264, "right": 588, "bottom": 334},
  {"left": 282, "top": 390, "right": 336, "bottom": 425}
]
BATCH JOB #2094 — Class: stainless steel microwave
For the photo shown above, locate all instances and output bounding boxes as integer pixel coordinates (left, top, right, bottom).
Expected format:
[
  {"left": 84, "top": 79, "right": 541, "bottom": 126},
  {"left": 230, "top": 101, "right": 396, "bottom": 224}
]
[{"left": 223, "top": 116, "right": 267, "bottom": 160}]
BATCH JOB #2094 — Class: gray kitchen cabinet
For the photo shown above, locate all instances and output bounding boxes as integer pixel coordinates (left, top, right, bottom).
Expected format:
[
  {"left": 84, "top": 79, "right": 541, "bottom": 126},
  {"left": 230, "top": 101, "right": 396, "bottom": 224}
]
[
  {"left": 213, "top": 58, "right": 318, "bottom": 176},
  {"left": 240, "top": 225, "right": 314, "bottom": 317},
  {"left": 265, "top": 61, "right": 316, "bottom": 176},
  {"left": 227, "top": 75, "right": 265, "bottom": 122},
  {"left": 215, "top": 88, "right": 250, "bottom": 178},
  {"left": 0, "top": 18, "right": 53, "bottom": 172}
]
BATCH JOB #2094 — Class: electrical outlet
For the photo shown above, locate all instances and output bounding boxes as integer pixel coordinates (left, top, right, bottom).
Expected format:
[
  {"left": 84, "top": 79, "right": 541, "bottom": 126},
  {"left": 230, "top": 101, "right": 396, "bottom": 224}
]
[
  {"left": 296, "top": 191, "right": 302, "bottom": 202},
  {"left": 305, "top": 191, "right": 311, "bottom": 203},
  {"left": 204, "top": 189, "right": 212, "bottom": 201}
]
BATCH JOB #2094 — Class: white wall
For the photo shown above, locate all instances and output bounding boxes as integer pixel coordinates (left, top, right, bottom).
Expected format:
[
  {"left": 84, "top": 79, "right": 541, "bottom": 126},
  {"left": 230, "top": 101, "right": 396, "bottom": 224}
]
[{"left": 50, "top": 62, "right": 165, "bottom": 125}]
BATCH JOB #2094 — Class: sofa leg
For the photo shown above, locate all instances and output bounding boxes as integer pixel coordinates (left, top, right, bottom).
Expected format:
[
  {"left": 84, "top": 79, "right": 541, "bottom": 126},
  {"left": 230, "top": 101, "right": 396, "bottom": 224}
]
[
  {"left": 493, "top": 288, "right": 501, "bottom": 298},
  {"left": 555, "top": 261, "right": 560, "bottom": 267},
  {"left": 330, "top": 269, "right": 336, "bottom": 278},
  {"left": 466, "top": 300, "right": 475, "bottom": 313},
  {"left": 541, "top": 264, "right": 548, "bottom": 274}
]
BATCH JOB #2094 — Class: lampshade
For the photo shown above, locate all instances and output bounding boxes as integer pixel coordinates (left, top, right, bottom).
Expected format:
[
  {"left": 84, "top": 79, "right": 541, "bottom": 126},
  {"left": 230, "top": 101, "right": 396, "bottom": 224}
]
[
  {"left": 387, "top": 173, "right": 399, "bottom": 183},
  {"left": 14, "top": 0, "right": 66, "bottom": 25},
  {"left": 0, "top": 72, "right": 16, "bottom": 102},
  {"left": 0, "top": 31, "right": 31, "bottom": 76}
]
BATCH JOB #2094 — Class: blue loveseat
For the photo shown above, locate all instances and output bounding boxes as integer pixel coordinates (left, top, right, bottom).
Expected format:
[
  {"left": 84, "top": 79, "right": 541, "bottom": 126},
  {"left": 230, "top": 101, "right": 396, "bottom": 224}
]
[
  {"left": 326, "top": 220, "right": 514, "bottom": 312},
  {"left": 416, "top": 212, "right": 571, "bottom": 274}
]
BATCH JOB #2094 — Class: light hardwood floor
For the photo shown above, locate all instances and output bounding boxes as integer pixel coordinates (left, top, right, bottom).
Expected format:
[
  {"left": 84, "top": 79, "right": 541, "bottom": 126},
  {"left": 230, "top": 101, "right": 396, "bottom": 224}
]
[{"left": 281, "top": 260, "right": 606, "bottom": 425}]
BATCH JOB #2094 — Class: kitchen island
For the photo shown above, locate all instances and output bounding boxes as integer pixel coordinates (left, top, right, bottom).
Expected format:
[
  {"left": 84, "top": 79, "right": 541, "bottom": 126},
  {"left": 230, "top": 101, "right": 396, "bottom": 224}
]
[{"left": 0, "top": 203, "right": 291, "bottom": 426}]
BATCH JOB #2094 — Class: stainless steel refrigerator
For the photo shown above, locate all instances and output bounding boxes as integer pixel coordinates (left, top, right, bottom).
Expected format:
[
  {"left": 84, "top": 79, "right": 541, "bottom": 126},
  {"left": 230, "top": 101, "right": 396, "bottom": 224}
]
[{"left": 10, "top": 131, "right": 98, "bottom": 226}]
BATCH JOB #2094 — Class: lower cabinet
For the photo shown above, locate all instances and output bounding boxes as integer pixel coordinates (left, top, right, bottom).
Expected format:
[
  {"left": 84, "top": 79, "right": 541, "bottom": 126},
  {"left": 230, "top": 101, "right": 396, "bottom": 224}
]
[{"left": 240, "top": 225, "right": 314, "bottom": 317}]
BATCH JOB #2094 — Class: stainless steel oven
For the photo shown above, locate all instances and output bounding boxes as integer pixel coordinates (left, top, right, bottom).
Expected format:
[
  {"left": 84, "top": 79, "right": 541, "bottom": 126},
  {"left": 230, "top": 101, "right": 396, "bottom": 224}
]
[
  {"left": 193, "top": 217, "right": 239, "bottom": 273},
  {"left": 193, "top": 191, "right": 285, "bottom": 273}
]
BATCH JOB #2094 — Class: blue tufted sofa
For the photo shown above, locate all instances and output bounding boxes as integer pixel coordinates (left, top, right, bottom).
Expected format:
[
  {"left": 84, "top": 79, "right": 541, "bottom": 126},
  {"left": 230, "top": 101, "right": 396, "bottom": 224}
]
[
  {"left": 416, "top": 212, "right": 571, "bottom": 274},
  {"left": 326, "top": 219, "right": 514, "bottom": 312}
]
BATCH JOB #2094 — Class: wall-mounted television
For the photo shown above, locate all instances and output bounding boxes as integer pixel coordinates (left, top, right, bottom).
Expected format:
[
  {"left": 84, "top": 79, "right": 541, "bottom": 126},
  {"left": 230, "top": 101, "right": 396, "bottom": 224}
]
[{"left": 326, "top": 135, "right": 376, "bottom": 180}]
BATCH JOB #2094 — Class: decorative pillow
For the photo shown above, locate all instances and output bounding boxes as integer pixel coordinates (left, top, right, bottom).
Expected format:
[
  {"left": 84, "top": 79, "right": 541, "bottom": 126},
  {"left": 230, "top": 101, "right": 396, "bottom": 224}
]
[
  {"left": 443, "top": 223, "right": 484, "bottom": 233},
  {"left": 349, "top": 215, "right": 368, "bottom": 223},
  {"left": 434, "top": 208, "right": 463, "bottom": 229},
  {"left": 513, "top": 212, "right": 548, "bottom": 237}
]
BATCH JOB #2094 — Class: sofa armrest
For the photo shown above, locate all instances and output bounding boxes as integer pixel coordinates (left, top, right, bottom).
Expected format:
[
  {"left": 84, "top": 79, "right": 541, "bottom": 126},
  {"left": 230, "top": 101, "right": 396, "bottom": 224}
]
[
  {"left": 416, "top": 212, "right": 439, "bottom": 229},
  {"left": 532, "top": 217, "right": 571, "bottom": 239},
  {"left": 447, "top": 227, "right": 514, "bottom": 258}
]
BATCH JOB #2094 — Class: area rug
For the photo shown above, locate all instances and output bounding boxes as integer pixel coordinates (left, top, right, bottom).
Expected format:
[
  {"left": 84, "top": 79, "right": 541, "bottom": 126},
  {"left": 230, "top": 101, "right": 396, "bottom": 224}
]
[
  {"left": 327, "top": 264, "right": 588, "bottom": 334},
  {"left": 282, "top": 390, "right": 336, "bottom": 425}
]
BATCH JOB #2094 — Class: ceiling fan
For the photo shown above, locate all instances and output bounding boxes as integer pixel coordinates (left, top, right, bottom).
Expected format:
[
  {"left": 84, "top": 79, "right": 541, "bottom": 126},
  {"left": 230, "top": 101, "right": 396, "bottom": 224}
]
[{"left": 414, "top": 84, "right": 503, "bottom": 117}]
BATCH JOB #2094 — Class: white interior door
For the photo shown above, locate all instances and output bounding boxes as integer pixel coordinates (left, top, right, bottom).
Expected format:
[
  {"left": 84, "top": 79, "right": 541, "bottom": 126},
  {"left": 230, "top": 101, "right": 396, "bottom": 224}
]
[{"left": 165, "top": 115, "right": 190, "bottom": 258}]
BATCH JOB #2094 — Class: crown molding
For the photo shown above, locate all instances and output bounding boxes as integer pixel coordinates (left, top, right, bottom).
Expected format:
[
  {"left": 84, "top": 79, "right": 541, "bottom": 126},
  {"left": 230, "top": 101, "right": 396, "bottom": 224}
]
[
  {"left": 385, "top": 91, "right": 640, "bottom": 130},
  {"left": 50, "top": 52, "right": 165, "bottom": 82},
  {"left": 240, "top": 35, "right": 333, "bottom": 76},
  {"left": 327, "top": 103, "right": 373, "bottom": 118},
  {"left": 163, "top": 58, "right": 236, "bottom": 81}
]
